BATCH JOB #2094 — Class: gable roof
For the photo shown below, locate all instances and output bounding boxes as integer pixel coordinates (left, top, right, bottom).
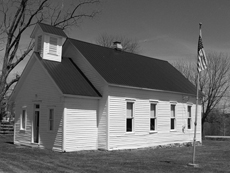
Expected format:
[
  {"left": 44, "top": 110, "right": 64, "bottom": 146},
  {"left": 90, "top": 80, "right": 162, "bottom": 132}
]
[
  {"left": 68, "top": 39, "right": 197, "bottom": 96},
  {"left": 35, "top": 53, "right": 101, "bottom": 97},
  {"left": 31, "top": 23, "right": 67, "bottom": 38}
]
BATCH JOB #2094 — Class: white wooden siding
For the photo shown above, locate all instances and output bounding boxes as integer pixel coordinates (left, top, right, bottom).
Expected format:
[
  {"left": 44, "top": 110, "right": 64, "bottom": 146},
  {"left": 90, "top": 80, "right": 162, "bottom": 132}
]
[
  {"left": 14, "top": 57, "right": 64, "bottom": 151},
  {"left": 108, "top": 86, "right": 201, "bottom": 150},
  {"left": 98, "top": 90, "right": 108, "bottom": 150},
  {"left": 64, "top": 97, "right": 98, "bottom": 152}
]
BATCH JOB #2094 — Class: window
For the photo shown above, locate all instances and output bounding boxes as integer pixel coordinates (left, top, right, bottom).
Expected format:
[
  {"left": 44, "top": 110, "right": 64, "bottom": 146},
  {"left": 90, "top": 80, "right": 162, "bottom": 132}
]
[
  {"left": 150, "top": 103, "right": 157, "bottom": 131},
  {"left": 126, "top": 102, "right": 134, "bottom": 132},
  {"left": 37, "top": 35, "right": 43, "bottom": 55},
  {"left": 49, "top": 37, "right": 58, "bottom": 54},
  {"left": 170, "top": 105, "right": 176, "bottom": 130},
  {"left": 49, "top": 109, "right": 54, "bottom": 131},
  {"left": 187, "top": 106, "right": 192, "bottom": 129},
  {"left": 21, "top": 109, "right": 26, "bottom": 130},
  {"left": 35, "top": 104, "right": 40, "bottom": 109}
]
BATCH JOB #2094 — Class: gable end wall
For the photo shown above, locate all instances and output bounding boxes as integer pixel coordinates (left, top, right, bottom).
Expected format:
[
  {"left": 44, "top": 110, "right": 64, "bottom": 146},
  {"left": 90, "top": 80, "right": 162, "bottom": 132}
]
[{"left": 14, "top": 57, "right": 64, "bottom": 151}]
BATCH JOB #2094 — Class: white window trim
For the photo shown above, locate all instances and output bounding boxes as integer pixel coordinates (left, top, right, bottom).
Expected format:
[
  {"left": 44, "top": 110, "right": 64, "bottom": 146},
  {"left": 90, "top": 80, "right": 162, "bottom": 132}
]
[
  {"left": 149, "top": 99, "right": 159, "bottom": 103},
  {"left": 125, "top": 98, "right": 136, "bottom": 102},
  {"left": 20, "top": 109, "right": 27, "bottom": 131},
  {"left": 48, "top": 108, "right": 55, "bottom": 132},
  {"left": 170, "top": 102, "right": 177, "bottom": 131},
  {"left": 170, "top": 101, "right": 178, "bottom": 105},
  {"left": 187, "top": 105, "right": 192, "bottom": 130},
  {"left": 149, "top": 101, "right": 158, "bottom": 133},
  {"left": 125, "top": 100, "right": 135, "bottom": 134},
  {"left": 187, "top": 102, "right": 193, "bottom": 106}
]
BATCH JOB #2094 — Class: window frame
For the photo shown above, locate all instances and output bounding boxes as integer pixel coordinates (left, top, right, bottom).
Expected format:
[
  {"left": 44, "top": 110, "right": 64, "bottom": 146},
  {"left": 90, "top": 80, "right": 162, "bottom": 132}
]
[
  {"left": 49, "top": 36, "right": 58, "bottom": 55},
  {"left": 32, "top": 103, "right": 40, "bottom": 144},
  {"left": 48, "top": 108, "right": 55, "bottom": 132},
  {"left": 170, "top": 102, "right": 177, "bottom": 131},
  {"left": 187, "top": 105, "right": 192, "bottom": 130},
  {"left": 126, "top": 100, "right": 135, "bottom": 133},
  {"left": 149, "top": 101, "right": 158, "bottom": 133},
  {"left": 20, "top": 109, "right": 26, "bottom": 131}
]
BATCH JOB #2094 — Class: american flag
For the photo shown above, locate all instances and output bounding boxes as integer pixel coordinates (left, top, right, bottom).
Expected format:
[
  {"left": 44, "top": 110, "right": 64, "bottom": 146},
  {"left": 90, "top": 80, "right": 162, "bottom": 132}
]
[{"left": 197, "top": 34, "right": 207, "bottom": 72}]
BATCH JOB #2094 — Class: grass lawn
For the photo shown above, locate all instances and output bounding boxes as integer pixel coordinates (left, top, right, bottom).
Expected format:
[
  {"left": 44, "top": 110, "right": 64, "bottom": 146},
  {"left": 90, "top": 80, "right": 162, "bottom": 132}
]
[{"left": 0, "top": 135, "right": 230, "bottom": 173}]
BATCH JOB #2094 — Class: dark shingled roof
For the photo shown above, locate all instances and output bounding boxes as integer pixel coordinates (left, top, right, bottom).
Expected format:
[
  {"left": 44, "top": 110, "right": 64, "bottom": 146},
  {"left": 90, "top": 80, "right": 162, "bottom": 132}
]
[
  {"left": 68, "top": 39, "right": 197, "bottom": 95},
  {"left": 35, "top": 53, "right": 101, "bottom": 97},
  {"left": 38, "top": 23, "right": 67, "bottom": 37}
]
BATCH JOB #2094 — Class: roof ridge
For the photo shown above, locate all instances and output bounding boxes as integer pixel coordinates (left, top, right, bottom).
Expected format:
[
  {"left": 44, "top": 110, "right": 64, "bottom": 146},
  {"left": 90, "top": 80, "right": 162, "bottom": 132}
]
[
  {"left": 37, "top": 22, "right": 62, "bottom": 29},
  {"left": 67, "top": 38, "right": 168, "bottom": 63},
  {"left": 37, "top": 22, "right": 67, "bottom": 37}
]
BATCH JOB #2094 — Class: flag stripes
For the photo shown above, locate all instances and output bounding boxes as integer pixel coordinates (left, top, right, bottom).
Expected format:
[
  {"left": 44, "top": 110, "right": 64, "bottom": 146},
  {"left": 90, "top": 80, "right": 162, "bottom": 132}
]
[{"left": 197, "top": 35, "right": 207, "bottom": 72}]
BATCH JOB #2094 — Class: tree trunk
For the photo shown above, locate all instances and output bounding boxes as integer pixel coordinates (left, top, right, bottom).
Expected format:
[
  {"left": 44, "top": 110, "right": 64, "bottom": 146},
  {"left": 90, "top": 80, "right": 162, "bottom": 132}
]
[
  {"left": 0, "top": 101, "right": 3, "bottom": 122},
  {"left": 201, "top": 117, "right": 206, "bottom": 138}
]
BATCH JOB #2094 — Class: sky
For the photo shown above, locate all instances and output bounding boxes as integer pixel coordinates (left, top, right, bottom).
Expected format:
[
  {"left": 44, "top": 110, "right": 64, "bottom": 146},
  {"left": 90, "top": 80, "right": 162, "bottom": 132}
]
[
  {"left": 2, "top": 0, "right": 230, "bottom": 76},
  {"left": 70, "top": 0, "right": 230, "bottom": 60}
]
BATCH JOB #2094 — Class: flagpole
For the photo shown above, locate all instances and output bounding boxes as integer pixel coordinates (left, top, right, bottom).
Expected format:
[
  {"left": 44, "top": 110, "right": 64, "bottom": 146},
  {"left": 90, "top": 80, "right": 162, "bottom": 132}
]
[
  {"left": 189, "top": 23, "right": 202, "bottom": 168},
  {"left": 192, "top": 68, "right": 200, "bottom": 165}
]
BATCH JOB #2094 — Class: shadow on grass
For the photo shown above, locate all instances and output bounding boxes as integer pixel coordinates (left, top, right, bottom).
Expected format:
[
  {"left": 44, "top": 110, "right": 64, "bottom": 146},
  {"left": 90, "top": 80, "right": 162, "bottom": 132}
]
[
  {"left": 5, "top": 141, "right": 14, "bottom": 145},
  {"left": 0, "top": 135, "right": 13, "bottom": 145},
  {"left": 160, "top": 160, "right": 174, "bottom": 164}
]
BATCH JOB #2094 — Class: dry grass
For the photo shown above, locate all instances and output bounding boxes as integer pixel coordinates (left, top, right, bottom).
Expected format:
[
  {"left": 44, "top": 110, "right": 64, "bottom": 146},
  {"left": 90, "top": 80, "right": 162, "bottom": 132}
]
[{"left": 0, "top": 135, "right": 230, "bottom": 173}]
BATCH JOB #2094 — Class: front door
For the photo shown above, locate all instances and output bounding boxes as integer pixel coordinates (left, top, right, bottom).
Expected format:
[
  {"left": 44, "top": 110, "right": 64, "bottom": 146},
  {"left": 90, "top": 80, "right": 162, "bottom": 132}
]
[{"left": 33, "top": 104, "right": 40, "bottom": 143}]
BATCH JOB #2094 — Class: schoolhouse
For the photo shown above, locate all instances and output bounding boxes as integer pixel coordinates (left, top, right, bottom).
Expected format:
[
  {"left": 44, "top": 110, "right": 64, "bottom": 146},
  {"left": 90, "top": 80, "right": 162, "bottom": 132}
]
[{"left": 10, "top": 23, "right": 202, "bottom": 152}]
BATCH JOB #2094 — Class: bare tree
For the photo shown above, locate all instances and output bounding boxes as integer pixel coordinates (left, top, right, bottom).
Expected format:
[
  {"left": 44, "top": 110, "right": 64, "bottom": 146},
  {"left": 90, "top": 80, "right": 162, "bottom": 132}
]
[
  {"left": 173, "top": 60, "right": 197, "bottom": 84},
  {"left": 95, "top": 33, "right": 140, "bottom": 54},
  {"left": 205, "top": 105, "right": 230, "bottom": 136},
  {"left": 173, "top": 52, "right": 230, "bottom": 132},
  {"left": 0, "top": 0, "right": 100, "bottom": 120}
]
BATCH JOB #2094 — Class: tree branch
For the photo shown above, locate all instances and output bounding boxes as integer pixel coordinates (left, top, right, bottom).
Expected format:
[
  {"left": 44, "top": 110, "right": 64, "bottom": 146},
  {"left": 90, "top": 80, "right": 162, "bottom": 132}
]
[
  {"left": 3, "top": 75, "right": 20, "bottom": 97},
  {"left": 0, "top": 0, "right": 101, "bottom": 105},
  {"left": 8, "top": 0, "right": 48, "bottom": 56},
  {"left": 54, "top": 0, "right": 100, "bottom": 28},
  {"left": 174, "top": 52, "right": 230, "bottom": 128},
  {"left": 7, "top": 42, "right": 34, "bottom": 77}
]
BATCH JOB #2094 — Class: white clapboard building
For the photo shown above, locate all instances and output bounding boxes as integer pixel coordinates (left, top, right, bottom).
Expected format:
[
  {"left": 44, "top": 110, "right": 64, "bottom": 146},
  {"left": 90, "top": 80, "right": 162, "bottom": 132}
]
[{"left": 10, "top": 23, "right": 202, "bottom": 152}]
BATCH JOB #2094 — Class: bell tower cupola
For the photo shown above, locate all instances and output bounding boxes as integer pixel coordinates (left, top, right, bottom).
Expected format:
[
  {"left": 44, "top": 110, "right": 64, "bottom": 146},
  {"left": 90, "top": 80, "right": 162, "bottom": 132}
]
[{"left": 30, "top": 23, "right": 67, "bottom": 62}]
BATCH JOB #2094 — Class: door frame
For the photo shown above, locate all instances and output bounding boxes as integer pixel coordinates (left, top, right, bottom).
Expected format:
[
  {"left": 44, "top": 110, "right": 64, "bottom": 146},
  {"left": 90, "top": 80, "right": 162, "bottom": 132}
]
[{"left": 32, "top": 104, "right": 40, "bottom": 144}]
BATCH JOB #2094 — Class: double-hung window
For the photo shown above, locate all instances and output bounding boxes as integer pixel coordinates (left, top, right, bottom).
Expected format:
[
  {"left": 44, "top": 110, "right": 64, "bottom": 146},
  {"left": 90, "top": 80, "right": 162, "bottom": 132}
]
[
  {"left": 48, "top": 109, "right": 54, "bottom": 131},
  {"left": 126, "top": 102, "right": 134, "bottom": 132},
  {"left": 49, "top": 37, "right": 58, "bottom": 55},
  {"left": 170, "top": 104, "right": 176, "bottom": 130},
  {"left": 21, "top": 109, "right": 26, "bottom": 130},
  {"left": 150, "top": 103, "right": 157, "bottom": 131},
  {"left": 187, "top": 106, "right": 192, "bottom": 129}
]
